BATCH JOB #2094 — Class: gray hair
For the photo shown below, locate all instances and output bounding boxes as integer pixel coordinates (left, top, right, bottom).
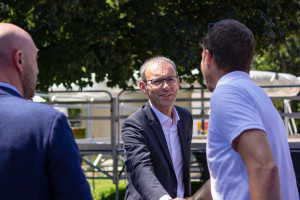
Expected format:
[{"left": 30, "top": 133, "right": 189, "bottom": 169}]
[{"left": 140, "top": 55, "right": 177, "bottom": 82}]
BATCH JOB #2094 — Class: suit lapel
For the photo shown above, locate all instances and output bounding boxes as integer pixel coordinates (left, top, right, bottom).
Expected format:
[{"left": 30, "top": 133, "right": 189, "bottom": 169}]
[
  {"left": 176, "top": 107, "right": 191, "bottom": 195},
  {"left": 144, "top": 102, "right": 175, "bottom": 172},
  {"left": 177, "top": 118, "right": 188, "bottom": 170}
]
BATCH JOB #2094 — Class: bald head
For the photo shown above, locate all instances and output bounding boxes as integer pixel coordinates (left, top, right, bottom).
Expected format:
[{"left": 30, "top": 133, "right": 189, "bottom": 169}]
[
  {"left": 0, "top": 23, "right": 33, "bottom": 59},
  {"left": 0, "top": 23, "right": 39, "bottom": 99}
]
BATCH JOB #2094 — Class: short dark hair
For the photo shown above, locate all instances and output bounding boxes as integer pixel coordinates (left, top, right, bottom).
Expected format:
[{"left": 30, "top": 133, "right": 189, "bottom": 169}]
[{"left": 202, "top": 19, "right": 254, "bottom": 73}]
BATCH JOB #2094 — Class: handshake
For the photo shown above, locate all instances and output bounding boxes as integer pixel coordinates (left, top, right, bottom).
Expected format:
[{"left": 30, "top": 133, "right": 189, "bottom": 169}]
[{"left": 173, "top": 180, "right": 212, "bottom": 200}]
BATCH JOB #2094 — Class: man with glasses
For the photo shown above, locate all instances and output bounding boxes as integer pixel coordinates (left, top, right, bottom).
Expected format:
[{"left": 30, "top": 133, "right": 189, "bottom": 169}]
[{"left": 122, "top": 56, "right": 193, "bottom": 200}]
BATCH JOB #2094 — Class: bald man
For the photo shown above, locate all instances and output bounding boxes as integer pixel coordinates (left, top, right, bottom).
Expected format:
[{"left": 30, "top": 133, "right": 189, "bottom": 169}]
[{"left": 0, "top": 23, "right": 93, "bottom": 199}]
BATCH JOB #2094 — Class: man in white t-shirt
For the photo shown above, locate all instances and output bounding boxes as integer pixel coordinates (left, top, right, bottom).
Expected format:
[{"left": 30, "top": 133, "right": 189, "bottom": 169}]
[{"left": 189, "top": 19, "right": 299, "bottom": 200}]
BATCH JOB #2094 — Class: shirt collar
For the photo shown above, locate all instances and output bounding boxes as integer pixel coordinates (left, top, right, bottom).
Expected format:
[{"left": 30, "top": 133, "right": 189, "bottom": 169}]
[
  {"left": 149, "top": 100, "right": 180, "bottom": 124},
  {"left": 0, "top": 82, "right": 21, "bottom": 95},
  {"left": 216, "top": 71, "right": 251, "bottom": 89}
]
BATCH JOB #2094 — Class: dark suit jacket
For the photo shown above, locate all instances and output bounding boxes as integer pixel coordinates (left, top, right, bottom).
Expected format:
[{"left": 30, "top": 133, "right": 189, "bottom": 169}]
[
  {"left": 122, "top": 101, "right": 193, "bottom": 200},
  {"left": 0, "top": 86, "right": 93, "bottom": 200}
]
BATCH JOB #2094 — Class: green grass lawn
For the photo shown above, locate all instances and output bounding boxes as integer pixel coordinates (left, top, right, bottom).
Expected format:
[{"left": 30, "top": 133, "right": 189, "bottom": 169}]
[
  {"left": 88, "top": 179, "right": 127, "bottom": 200},
  {"left": 87, "top": 179, "right": 205, "bottom": 200}
]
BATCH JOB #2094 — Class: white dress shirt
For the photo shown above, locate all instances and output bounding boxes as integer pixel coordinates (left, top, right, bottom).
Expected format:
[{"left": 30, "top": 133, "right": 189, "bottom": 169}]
[{"left": 150, "top": 102, "right": 184, "bottom": 199}]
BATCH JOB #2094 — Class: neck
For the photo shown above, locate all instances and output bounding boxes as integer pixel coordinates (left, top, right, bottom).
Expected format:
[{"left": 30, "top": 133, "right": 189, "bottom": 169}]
[
  {"left": 153, "top": 105, "right": 173, "bottom": 118},
  {"left": 0, "top": 70, "right": 23, "bottom": 97},
  {"left": 211, "top": 68, "right": 228, "bottom": 92}
]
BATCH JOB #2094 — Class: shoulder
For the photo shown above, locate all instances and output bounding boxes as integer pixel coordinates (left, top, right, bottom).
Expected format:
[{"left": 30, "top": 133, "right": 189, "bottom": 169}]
[
  {"left": 10, "top": 98, "right": 65, "bottom": 122},
  {"left": 26, "top": 100, "right": 62, "bottom": 115},
  {"left": 122, "top": 105, "right": 148, "bottom": 131},
  {"left": 125, "top": 105, "right": 145, "bottom": 121},
  {"left": 212, "top": 80, "right": 249, "bottom": 105},
  {"left": 121, "top": 105, "right": 149, "bottom": 142},
  {"left": 0, "top": 97, "right": 69, "bottom": 140}
]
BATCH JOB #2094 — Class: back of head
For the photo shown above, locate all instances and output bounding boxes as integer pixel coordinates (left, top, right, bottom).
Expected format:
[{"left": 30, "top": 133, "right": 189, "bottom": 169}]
[
  {"left": 0, "top": 23, "right": 38, "bottom": 99},
  {"left": 0, "top": 23, "right": 32, "bottom": 69},
  {"left": 0, "top": 23, "right": 31, "bottom": 54},
  {"left": 203, "top": 19, "right": 254, "bottom": 73},
  {"left": 0, "top": 24, "right": 15, "bottom": 65}
]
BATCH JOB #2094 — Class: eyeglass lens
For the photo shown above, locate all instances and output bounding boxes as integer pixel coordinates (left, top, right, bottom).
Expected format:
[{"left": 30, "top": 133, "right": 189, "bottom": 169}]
[{"left": 149, "top": 76, "right": 178, "bottom": 87}]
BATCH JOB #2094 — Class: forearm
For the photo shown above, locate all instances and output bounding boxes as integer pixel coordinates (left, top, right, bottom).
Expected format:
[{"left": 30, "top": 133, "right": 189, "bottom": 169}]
[
  {"left": 122, "top": 124, "right": 168, "bottom": 199},
  {"left": 235, "top": 129, "right": 282, "bottom": 200},
  {"left": 189, "top": 179, "right": 212, "bottom": 200},
  {"left": 175, "top": 180, "right": 212, "bottom": 200},
  {"left": 248, "top": 163, "right": 281, "bottom": 200},
  {"left": 130, "top": 167, "right": 168, "bottom": 198}
]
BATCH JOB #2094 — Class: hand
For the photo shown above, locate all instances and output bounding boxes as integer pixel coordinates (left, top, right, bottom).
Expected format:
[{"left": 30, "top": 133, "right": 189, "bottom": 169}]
[{"left": 173, "top": 198, "right": 185, "bottom": 200}]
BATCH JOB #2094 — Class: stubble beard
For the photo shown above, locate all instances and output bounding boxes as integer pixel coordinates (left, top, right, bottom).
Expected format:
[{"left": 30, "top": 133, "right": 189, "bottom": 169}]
[{"left": 22, "top": 70, "right": 37, "bottom": 100}]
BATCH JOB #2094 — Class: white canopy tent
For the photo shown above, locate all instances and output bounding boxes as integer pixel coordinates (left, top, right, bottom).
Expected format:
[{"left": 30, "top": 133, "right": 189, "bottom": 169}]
[{"left": 250, "top": 71, "right": 299, "bottom": 97}]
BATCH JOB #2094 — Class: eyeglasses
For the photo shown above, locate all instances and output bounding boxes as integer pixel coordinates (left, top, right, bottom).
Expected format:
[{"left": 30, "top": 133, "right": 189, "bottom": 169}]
[{"left": 145, "top": 76, "right": 179, "bottom": 87}]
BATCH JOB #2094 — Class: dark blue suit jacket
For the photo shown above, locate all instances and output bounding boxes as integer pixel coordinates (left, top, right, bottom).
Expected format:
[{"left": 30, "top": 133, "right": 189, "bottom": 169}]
[
  {"left": 122, "top": 102, "right": 193, "bottom": 200},
  {"left": 0, "top": 86, "right": 93, "bottom": 200}
]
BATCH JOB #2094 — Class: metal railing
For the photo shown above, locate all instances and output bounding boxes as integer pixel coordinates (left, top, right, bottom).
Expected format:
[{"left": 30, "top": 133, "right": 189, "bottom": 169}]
[{"left": 35, "top": 84, "right": 300, "bottom": 200}]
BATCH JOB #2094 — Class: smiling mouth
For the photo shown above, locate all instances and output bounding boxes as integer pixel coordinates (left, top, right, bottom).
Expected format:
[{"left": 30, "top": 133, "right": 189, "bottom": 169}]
[{"left": 160, "top": 94, "right": 172, "bottom": 97}]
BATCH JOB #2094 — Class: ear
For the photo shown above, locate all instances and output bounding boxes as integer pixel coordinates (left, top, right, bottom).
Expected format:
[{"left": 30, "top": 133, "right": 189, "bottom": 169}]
[
  {"left": 204, "top": 49, "right": 213, "bottom": 67},
  {"left": 139, "top": 81, "right": 148, "bottom": 95},
  {"left": 14, "top": 50, "right": 24, "bottom": 72}
]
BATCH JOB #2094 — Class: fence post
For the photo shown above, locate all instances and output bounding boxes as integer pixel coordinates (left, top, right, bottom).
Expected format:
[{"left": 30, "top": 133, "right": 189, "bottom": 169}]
[{"left": 111, "top": 97, "right": 119, "bottom": 200}]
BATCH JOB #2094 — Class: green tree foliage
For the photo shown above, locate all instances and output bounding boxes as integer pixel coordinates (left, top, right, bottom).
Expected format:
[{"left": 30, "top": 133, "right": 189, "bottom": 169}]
[
  {"left": 252, "top": 32, "right": 300, "bottom": 127},
  {"left": 0, "top": 0, "right": 299, "bottom": 91},
  {"left": 253, "top": 33, "right": 300, "bottom": 76}
]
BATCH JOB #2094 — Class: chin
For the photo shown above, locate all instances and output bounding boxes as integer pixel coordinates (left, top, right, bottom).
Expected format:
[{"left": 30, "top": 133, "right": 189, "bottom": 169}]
[
  {"left": 162, "top": 100, "right": 175, "bottom": 107},
  {"left": 208, "top": 87, "right": 215, "bottom": 92},
  {"left": 206, "top": 83, "right": 215, "bottom": 92},
  {"left": 24, "top": 91, "right": 35, "bottom": 100}
]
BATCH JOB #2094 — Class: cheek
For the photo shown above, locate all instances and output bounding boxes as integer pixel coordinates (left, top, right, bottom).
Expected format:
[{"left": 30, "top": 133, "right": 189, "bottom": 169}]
[
  {"left": 141, "top": 88, "right": 147, "bottom": 94},
  {"left": 200, "top": 60, "right": 204, "bottom": 70},
  {"left": 150, "top": 90, "right": 158, "bottom": 97},
  {"left": 201, "top": 64, "right": 206, "bottom": 75}
]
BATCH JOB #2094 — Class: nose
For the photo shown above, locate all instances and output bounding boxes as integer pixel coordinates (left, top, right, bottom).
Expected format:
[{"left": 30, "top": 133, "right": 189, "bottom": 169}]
[{"left": 161, "top": 80, "right": 170, "bottom": 89}]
